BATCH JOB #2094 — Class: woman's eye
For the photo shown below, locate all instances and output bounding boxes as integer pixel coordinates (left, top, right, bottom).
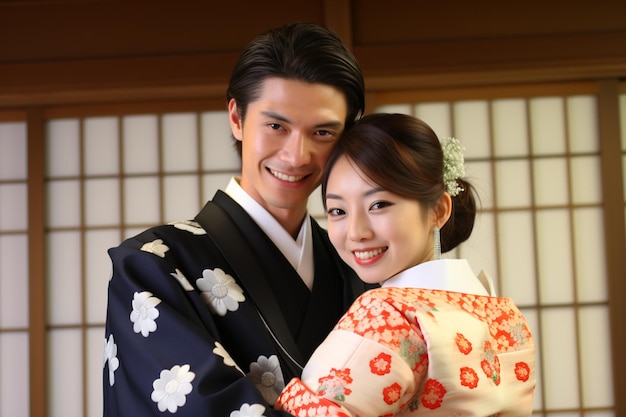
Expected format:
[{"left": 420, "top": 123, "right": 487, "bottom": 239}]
[
  {"left": 327, "top": 207, "right": 345, "bottom": 216},
  {"left": 371, "top": 201, "right": 392, "bottom": 210}
]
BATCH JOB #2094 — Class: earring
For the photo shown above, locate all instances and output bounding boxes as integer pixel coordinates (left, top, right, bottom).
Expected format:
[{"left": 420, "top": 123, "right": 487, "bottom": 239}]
[{"left": 433, "top": 226, "right": 441, "bottom": 260}]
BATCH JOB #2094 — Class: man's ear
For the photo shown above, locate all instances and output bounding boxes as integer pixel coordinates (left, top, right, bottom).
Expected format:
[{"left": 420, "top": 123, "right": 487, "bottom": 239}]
[
  {"left": 228, "top": 99, "right": 243, "bottom": 141},
  {"left": 434, "top": 192, "right": 453, "bottom": 228}
]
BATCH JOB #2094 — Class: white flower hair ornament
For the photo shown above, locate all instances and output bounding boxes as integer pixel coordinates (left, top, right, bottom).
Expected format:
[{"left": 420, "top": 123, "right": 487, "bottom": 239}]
[{"left": 441, "top": 137, "right": 466, "bottom": 197}]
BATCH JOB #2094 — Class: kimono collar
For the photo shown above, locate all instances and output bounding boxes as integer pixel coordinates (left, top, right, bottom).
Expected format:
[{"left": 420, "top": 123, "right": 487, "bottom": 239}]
[
  {"left": 224, "top": 177, "right": 314, "bottom": 289},
  {"left": 382, "top": 259, "right": 494, "bottom": 296}
]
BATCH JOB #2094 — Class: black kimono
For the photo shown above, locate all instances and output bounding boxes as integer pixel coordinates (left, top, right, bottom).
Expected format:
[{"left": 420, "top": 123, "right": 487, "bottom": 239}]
[{"left": 103, "top": 190, "right": 371, "bottom": 416}]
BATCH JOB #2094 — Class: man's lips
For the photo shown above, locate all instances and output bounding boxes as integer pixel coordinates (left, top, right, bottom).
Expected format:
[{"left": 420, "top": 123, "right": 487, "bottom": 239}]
[{"left": 269, "top": 168, "right": 307, "bottom": 183}]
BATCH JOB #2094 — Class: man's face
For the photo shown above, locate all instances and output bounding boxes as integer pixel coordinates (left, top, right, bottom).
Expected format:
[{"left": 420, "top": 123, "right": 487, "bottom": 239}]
[{"left": 229, "top": 77, "right": 348, "bottom": 221}]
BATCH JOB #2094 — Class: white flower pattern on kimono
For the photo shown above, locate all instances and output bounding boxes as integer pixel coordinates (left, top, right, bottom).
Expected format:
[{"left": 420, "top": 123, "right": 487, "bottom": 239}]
[
  {"left": 213, "top": 341, "right": 244, "bottom": 374},
  {"left": 170, "top": 220, "right": 207, "bottom": 235},
  {"left": 141, "top": 239, "right": 169, "bottom": 258},
  {"left": 247, "top": 355, "right": 284, "bottom": 404},
  {"left": 130, "top": 291, "right": 161, "bottom": 337},
  {"left": 170, "top": 268, "right": 194, "bottom": 291},
  {"left": 229, "top": 403, "right": 267, "bottom": 417},
  {"left": 103, "top": 334, "right": 120, "bottom": 386},
  {"left": 151, "top": 364, "right": 195, "bottom": 413},
  {"left": 197, "top": 268, "right": 245, "bottom": 316}
]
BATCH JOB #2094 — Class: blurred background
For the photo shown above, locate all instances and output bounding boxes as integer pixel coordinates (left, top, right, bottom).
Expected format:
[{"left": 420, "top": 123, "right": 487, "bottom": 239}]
[{"left": 0, "top": 0, "right": 625, "bottom": 415}]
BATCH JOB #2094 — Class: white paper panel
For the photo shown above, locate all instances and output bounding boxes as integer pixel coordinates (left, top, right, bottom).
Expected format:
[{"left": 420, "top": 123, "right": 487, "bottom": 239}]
[
  {"left": 48, "top": 329, "right": 83, "bottom": 417},
  {"left": 584, "top": 412, "right": 615, "bottom": 417},
  {"left": 85, "top": 178, "right": 120, "bottom": 226},
  {"left": 497, "top": 211, "right": 537, "bottom": 304},
  {"left": 124, "top": 227, "right": 148, "bottom": 240},
  {"left": 202, "top": 173, "right": 237, "bottom": 205},
  {"left": 495, "top": 160, "right": 532, "bottom": 208},
  {"left": 453, "top": 100, "right": 491, "bottom": 159},
  {"left": 573, "top": 208, "right": 607, "bottom": 303},
  {"left": 413, "top": 102, "right": 451, "bottom": 138},
  {"left": 87, "top": 327, "right": 105, "bottom": 417},
  {"left": 85, "top": 230, "right": 119, "bottom": 323},
  {"left": 46, "top": 119, "right": 80, "bottom": 178},
  {"left": 458, "top": 212, "right": 498, "bottom": 293},
  {"left": 567, "top": 95, "right": 599, "bottom": 153},
  {"left": 0, "top": 183, "right": 27, "bottom": 231},
  {"left": 536, "top": 209, "right": 574, "bottom": 304},
  {"left": 47, "top": 231, "right": 82, "bottom": 325},
  {"left": 529, "top": 97, "right": 567, "bottom": 155},
  {"left": 307, "top": 185, "right": 325, "bottom": 219},
  {"left": 570, "top": 156, "right": 602, "bottom": 204},
  {"left": 201, "top": 111, "right": 241, "bottom": 171},
  {"left": 84, "top": 117, "right": 119, "bottom": 176},
  {"left": 123, "top": 115, "right": 159, "bottom": 174},
  {"left": 492, "top": 99, "right": 529, "bottom": 157},
  {"left": 464, "top": 161, "right": 493, "bottom": 209},
  {"left": 0, "top": 235, "right": 28, "bottom": 327},
  {"left": 0, "top": 332, "right": 29, "bottom": 416},
  {"left": 533, "top": 158, "right": 569, "bottom": 206},
  {"left": 579, "top": 306, "right": 613, "bottom": 407},
  {"left": 123, "top": 176, "right": 161, "bottom": 226},
  {"left": 0, "top": 122, "right": 27, "bottom": 180},
  {"left": 163, "top": 175, "right": 200, "bottom": 223},
  {"left": 46, "top": 180, "right": 81, "bottom": 228},
  {"left": 541, "top": 308, "right": 580, "bottom": 409},
  {"left": 162, "top": 113, "right": 198, "bottom": 172},
  {"left": 375, "top": 104, "right": 412, "bottom": 115}
]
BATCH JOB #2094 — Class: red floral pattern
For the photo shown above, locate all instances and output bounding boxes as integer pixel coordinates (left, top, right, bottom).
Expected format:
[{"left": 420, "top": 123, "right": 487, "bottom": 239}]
[
  {"left": 383, "top": 382, "right": 402, "bottom": 405},
  {"left": 370, "top": 352, "right": 392, "bottom": 376},
  {"left": 514, "top": 362, "right": 531, "bottom": 382},
  {"left": 455, "top": 332, "right": 473, "bottom": 354},
  {"left": 421, "top": 378, "right": 446, "bottom": 409},
  {"left": 317, "top": 368, "right": 353, "bottom": 401},
  {"left": 460, "top": 366, "right": 479, "bottom": 389}
]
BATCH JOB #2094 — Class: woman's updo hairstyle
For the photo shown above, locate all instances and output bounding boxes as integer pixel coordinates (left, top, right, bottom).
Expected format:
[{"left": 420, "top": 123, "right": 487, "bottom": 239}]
[{"left": 321, "top": 113, "right": 478, "bottom": 252}]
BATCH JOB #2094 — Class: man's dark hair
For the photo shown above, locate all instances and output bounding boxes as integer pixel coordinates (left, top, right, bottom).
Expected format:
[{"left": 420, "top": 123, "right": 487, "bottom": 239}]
[{"left": 226, "top": 22, "right": 365, "bottom": 156}]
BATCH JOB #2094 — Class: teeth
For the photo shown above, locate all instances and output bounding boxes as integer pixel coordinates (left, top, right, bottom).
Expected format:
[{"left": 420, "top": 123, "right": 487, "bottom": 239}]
[
  {"left": 354, "top": 248, "right": 385, "bottom": 260},
  {"left": 270, "top": 169, "right": 305, "bottom": 182}
]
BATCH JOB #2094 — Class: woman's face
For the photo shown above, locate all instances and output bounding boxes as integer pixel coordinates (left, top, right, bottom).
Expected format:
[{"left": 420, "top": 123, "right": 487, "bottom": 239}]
[{"left": 325, "top": 155, "right": 435, "bottom": 284}]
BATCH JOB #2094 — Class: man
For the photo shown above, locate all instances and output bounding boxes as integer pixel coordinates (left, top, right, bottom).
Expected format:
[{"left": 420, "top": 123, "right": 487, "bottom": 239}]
[{"left": 103, "top": 22, "right": 370, "bottom": 416}]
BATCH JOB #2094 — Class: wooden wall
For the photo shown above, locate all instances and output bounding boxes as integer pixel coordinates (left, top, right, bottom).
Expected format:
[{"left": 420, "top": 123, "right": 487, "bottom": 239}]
[{"left": 1, "top": 0, "right": 625, "bottom": 109}]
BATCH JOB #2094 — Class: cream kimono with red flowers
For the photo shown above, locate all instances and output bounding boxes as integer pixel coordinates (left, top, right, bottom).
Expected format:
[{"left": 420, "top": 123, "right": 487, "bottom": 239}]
[{"left": 276, "top": 259, "right": 535, "bottom": 416}]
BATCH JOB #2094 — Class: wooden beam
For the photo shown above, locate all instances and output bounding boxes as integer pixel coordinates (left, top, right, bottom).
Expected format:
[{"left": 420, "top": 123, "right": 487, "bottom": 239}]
[
  {"left": 597, "top": 79, "right": 626, "bottom": 416},
  {"left": 27, "top": 108, "right": 46, "bottom": 417}
]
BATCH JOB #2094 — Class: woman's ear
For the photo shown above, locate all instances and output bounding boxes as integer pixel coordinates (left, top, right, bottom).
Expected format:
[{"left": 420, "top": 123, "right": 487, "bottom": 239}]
[
  {"left": 434, "top": 192, "right": 453, "bottom": 228},
  {"left": 228, "top": 99, "right": 243, "bottom": 142}
]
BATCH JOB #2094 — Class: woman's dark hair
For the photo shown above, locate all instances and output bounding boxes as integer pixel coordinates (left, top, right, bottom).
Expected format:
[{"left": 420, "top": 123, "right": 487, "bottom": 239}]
[
  {"left": 321, "top": 113, "right": 477, "bottom": 252},
  {"left": 226, "top": 22, "right": 365, "bottom": 156}
]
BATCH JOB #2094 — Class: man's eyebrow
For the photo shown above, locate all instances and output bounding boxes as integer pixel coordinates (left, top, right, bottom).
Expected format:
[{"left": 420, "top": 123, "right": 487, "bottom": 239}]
[
  {"left": 261, "top": 111, "right": 289, "bottom": 122},
  {"left": 261, "top": 111, "right": 343, "bottom": 128}
]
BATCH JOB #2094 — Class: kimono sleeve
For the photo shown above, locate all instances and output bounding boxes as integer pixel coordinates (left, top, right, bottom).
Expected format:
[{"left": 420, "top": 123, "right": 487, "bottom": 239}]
[
  {"left": 103, "top": 232, "right": 293, "bottom": 416},
  {"left": 276, "top": 292, "right": 428, "bottom": 417}
]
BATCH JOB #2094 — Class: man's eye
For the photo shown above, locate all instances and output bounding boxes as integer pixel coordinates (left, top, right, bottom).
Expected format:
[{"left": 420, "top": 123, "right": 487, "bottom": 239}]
[{"left": 269, "top": 123, "right": 282, "bottom": 130}]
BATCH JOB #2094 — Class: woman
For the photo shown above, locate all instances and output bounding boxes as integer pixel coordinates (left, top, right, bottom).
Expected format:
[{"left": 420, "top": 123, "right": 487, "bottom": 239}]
[{"left": 275, "top": 113, "right": 535, "bottom": 416}]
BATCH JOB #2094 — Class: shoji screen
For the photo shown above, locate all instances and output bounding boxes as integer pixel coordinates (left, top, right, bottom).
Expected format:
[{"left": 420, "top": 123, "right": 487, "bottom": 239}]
[
  {"left": 377, "top": 94, "right": 615, "bottom": 416},
  {"left": 44, "top": 111, "right": 240, "bottom": 416},
  {"left": 0, "top": 120, "right": 29, "bottom": 416}
]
